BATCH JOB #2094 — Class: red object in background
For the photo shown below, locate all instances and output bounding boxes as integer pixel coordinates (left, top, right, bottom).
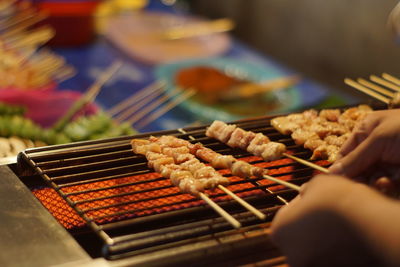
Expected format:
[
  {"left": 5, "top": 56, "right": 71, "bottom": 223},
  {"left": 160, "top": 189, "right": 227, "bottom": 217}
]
[
  {"left": 34, "top": 0, "right": 100, "bottom": 47},
  {"left": 0, "top": 89, "right": 98, "bottom": 127}
]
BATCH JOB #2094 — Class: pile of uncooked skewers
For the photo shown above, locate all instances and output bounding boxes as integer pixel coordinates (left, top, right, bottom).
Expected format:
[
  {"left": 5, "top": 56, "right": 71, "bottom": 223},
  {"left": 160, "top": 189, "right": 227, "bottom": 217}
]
[{"left": 0, "top": 0, "right": 75, "bottom": 90}]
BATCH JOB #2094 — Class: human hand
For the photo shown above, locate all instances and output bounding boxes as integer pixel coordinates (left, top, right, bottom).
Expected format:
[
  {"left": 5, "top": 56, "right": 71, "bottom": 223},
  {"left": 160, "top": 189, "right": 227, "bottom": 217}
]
[
  {"left": 270, "top": 174, "right": 388, "bottom": 267},
  {"left": 329, "top": 109, "right": 400, "bottom": 178}
]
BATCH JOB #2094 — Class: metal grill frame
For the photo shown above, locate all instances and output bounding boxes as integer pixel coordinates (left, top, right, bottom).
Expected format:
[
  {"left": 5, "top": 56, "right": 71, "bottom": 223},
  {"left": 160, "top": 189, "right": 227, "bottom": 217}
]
[{"left": 18, "top": 116, "right": 323, "bottom": 264}]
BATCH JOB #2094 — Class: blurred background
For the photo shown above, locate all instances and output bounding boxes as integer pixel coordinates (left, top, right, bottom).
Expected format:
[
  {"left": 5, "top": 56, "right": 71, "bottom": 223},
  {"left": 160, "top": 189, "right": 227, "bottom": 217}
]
[{"left": 0, "top": 0, "right": 399, "bottom": 159}]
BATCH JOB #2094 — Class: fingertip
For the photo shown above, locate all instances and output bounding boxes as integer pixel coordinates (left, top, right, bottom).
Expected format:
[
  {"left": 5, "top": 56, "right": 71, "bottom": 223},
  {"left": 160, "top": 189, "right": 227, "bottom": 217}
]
[{"left": 328, "top": 162, "right": 344, "bottom": 175}]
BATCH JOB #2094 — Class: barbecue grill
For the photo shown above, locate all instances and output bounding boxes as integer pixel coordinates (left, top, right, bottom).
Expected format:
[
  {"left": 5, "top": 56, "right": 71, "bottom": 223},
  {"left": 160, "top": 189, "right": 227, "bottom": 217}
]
[{"left": 2, "top": 115, "right": 331, "bottom": 267}]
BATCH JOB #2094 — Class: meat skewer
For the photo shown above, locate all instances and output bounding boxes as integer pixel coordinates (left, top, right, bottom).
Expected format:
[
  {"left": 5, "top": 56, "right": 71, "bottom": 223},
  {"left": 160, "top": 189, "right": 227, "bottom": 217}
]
[
  {"left": 131, "top": 138, "right": 241, "bottom": 228},
  {"left": 206, "top": 120, "right": 286, "bottom": 162},
  {"left": 148, "top": 135, "right": 267, "bottom": 220},
  {"left": 270, "top": 105, "right": 373, "bottom": 163}
]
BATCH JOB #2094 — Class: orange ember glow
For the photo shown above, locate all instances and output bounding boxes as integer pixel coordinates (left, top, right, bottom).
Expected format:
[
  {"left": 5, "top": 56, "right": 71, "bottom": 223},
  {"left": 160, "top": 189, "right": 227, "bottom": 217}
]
[{"left": 31, "top": 155, "right": 329, "bottom": 229}]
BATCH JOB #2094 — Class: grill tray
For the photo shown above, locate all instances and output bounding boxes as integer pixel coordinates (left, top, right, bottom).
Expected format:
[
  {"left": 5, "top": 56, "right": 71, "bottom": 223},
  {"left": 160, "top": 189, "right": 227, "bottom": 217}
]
[{"left": 17, "top": 116, "right": 327, "bottom": 265}]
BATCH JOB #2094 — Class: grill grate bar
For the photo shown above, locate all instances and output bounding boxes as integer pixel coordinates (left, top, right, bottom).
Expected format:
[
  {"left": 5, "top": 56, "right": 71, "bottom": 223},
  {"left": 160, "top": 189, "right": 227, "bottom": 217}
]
[
  {"left": 107, "top": 207, "right": 279, "bottom": 255},
  {"left": 75, "top": 184, "right": 175, "bottom": 208},
  {"left": 77, "top": 183, "right": 262, "bottom": 215},
  {"left": 35, "top": 149, "right": 137, "bottom": 168},
  {"left": 64, "top": 177, "right": 167, "bottom": 196},
  {"left": 109, "top": 205, "right": 279, "bottom": 245},
  {"left": 84, "top": 184, "right": 292, "bottom": 222},
  {"left": 57, "top": 169, "right": 153, "bottom": 188},
  {"left": 49, "top": 164, "right": 147, "bottom": 183}
]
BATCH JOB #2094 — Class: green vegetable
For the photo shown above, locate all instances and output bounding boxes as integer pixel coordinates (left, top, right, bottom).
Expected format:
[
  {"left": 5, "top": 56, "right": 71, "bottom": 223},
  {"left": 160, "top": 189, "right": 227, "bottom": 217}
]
[
  {"left": 0, "top": 102, "right": 25, "bottom": 116},
  {"left": 62, "top": 112, "right": 136, "bottom": 142}
]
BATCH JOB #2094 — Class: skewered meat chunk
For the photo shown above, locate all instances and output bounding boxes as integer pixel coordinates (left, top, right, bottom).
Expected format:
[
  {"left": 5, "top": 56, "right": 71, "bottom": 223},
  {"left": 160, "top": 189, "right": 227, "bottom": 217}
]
[
  {"left": 270, "top": 110, "right": 318, "bottom": 135},
  {"left": 304, "top": 136, "right": 325, "bottom": 151},
  {"left": 270, "top": 116, "right": 298, "bottom": 135},
  {"left": 260, "top": 142, "right": 287, "bottom": 161},
  {"left": 270, "top": 105, "right": 372, "bottom": 162},
  {"left": 194, "top": 143, "right": 265, "bottom": 177},
  {"left": 247, "top": 133, "right": 270, "bottom": 153},
  {"left": 308, "top": 120, "right": 347, "bottom": 138},
  {"left": 206, "top": 120, "right": 236, "bottom": 143},
  {"left": 246, "top": 133, "right": 286, "bottom": 161},
  {"left": 131, "top": 138, "right": 228, "bottom": 196},
  {"left": 291, "top": 129, "right": 318, "bottom": 145},
  {"left": 319, "top": 109, "right": 341, "bottom": 122},
  {"left": 207, "top": 121, "right": 286, "bottom": 162},
  {"left": 227, "top": 128, "right": 256, "bottom": 149},
  {"left": 311, "top": 144, "right": 340, "bottom": 162},
  {"left": 324, "top": 133, "right": 350, "bottom": 147}
]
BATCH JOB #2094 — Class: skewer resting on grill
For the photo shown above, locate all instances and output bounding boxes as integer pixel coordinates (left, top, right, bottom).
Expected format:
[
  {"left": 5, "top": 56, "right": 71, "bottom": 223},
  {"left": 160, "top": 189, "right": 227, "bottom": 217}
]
[
  {"left": 270, "top": 105, "right": 372, "bottom": 163},
  {"left": 148, "top": 135, "right": 267, "bottom": 220},
  {"left": 131, "top": 138, "right": 242, "bottom": 228},
  {"left": 204, "top": 122, "right": 303, "bottom": 191},
  {"left": 283, "top": 153, "right": 329, "bottom": 174}
]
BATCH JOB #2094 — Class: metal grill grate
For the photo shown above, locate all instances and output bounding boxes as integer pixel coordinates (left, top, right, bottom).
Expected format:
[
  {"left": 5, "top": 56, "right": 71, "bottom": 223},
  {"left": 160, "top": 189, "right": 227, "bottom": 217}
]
[{"left": 19, "top": 116, "right": 329, "bottom": 263}]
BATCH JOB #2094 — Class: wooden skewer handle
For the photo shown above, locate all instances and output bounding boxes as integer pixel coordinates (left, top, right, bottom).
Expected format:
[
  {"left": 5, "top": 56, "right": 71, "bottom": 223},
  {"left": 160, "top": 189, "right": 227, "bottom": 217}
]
[
  {"left": 262, "top": 175, "right": 301, "bottom": 192},
  {"left": 283, "top": 153, "right": 329, "bottom": 174},
  {"left": 218, "top": 185, "right": 266, "bottom": 220},
  {"left": 199, "top": 193, "right": 241, "bottom": 229}
]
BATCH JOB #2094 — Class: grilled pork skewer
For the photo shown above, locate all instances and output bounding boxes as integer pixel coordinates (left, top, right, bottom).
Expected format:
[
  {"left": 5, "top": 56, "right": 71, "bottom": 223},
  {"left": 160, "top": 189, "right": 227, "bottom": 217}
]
[
  {"left": 149, "top": 135, "right": 267, "bottom": 178},
  {"left": 131, "top": 138, "right": 229, "bottom": 196},
  {"left": 131, "top": 138, "right": 243, "bottom": 227},
  {"left": 270, "top": 105, "right": 373, "bottom": 162},
  {"left": 206, "top": 120, "right": 286, "bottom": 162},
  {"left": 148, "top": 136, "right": 266, "bottom": 220}
]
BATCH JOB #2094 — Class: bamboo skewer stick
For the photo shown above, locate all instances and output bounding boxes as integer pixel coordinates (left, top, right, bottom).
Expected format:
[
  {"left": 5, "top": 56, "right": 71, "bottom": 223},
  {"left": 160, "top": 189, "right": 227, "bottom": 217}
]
[
  {"left": 113, "top": 88, "right": 165, "bottom": 123},
  {"left": 383, "top": 73, "right": 400, "bottom": 86},
  {"left": 344, "top": 78, "right": 389, "bottom": 104},
  {"left": 163, "top": 18, "right": 235, "bottom": 40},
  {"left": 108, "top": 80, "right": 166, "bottom": 116},
  {"left": 179, "top": 129, "right": 267, "bottom": 220},
  {"left": 135, "top": 89, "right": 196, "bottom": 129},
  {"left": 264, "top": 187, "right": 289, "bottom": 205},
  {"left": 199, "top": 192, "right": 241, "bottom": 229},
  {"left": 283, "top": 153, "right": 329, "bottom": 174},
  {"left": 370, "top": 75, "right": 400, "bottom": 92},
  {"left": 126, "top": 87, "right": 181, "bottom": 125},
  {"left": 0, "top": 12, "right": 48, "bottom": 38},
  {"left": 357, "top": 78, "right": 395, "bottom": 98},
  {"left": 218, "top": 185, "right": 266, "bottom": 220},
  {"left": 0, "top": 8, "right": 39, "bottom": 31},
  {"left": 53, "top": 61, "right": 123, "bottom": 131},
  {"left": 262, "top": 174, "right": 301, "bottom": 191}
]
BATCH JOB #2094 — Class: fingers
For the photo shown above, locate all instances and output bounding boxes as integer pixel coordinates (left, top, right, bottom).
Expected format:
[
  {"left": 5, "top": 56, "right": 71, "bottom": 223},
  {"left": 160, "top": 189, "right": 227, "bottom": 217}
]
[
  {"left": 330, "top": 133, "right": 384, "bottom": 177},
  {"left": 270, "top": 195, "right": 301, "bottom": 239},
  {"left": 339, "top": 113, "right": 381, "bottom": 157}
]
